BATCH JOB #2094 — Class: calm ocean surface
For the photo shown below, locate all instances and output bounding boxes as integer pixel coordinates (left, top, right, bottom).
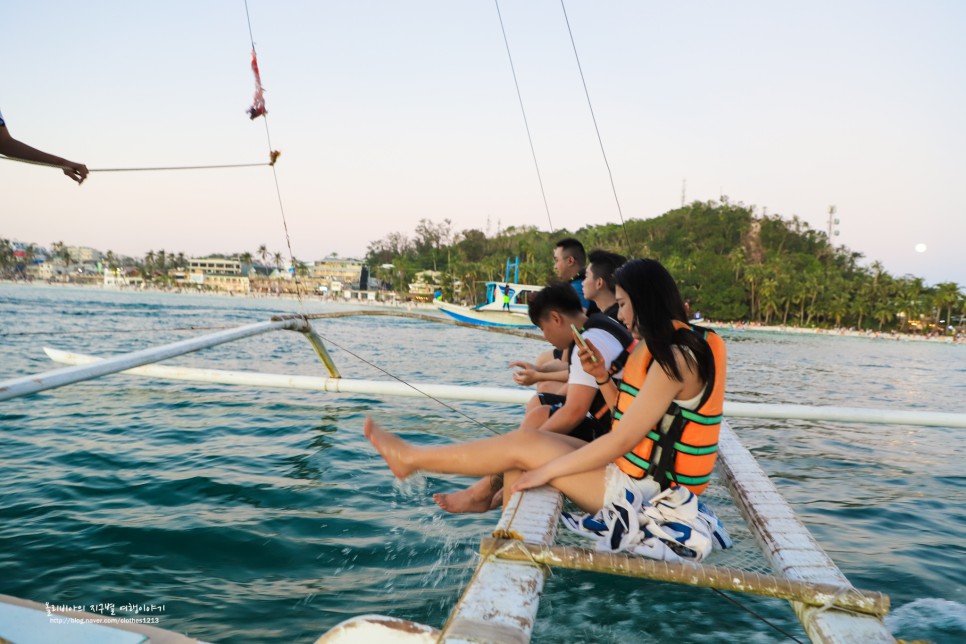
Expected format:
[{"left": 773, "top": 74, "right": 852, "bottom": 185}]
[{"left": 1, "top": 283, "right": 964, "bottom": 643}]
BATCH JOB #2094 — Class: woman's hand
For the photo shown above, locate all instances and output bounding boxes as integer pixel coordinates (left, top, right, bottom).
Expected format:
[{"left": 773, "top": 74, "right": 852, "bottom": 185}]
[
  {"left": 509, "top": 466, "right": 552, "bottom": 494},
  {"left": 575, "top": 333, "right": 608, "bottom": 383}
]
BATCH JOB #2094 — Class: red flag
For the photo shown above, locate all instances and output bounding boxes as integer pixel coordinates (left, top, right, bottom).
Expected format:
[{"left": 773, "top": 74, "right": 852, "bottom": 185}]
[{"left": 247, "top": 50, "right": 267, "bottom": 120}]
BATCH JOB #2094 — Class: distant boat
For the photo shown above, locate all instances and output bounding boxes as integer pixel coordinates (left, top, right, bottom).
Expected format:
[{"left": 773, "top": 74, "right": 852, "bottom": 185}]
[{"left": 438, "top": 281, "right": 541, "bottom": 328}]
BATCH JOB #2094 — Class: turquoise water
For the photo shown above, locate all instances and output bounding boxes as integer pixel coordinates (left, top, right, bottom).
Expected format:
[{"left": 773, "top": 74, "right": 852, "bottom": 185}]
[{"left": 1, "top": 283, "right": 964, "bottom": 643}]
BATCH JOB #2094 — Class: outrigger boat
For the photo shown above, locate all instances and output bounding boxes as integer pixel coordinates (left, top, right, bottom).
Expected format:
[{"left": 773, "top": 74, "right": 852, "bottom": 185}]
[
  {"left": 438, "top": 257, "right": 541, "bottom": 328},
  {"left": 3, "top": 312, "right": 964, "bottom": 643}
]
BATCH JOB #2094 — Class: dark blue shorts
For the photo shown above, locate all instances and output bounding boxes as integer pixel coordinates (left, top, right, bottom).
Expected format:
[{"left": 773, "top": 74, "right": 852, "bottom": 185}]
[{"left": 536, "top": 393, "right": 608, "bottom": 443}]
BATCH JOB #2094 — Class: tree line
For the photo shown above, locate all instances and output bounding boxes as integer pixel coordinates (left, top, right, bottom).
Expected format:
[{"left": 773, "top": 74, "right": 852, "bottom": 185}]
[{"left": 365, "top": 200, "right": 964, "bottom": 334}]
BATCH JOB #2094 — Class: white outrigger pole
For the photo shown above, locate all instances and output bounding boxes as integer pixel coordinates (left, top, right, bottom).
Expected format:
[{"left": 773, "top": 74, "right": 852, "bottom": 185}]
[
  {"left": 37, "top": 347, "right": 966, "bottom": 429},
  {"left": 4, "top": 315, "right": 962, "bottom": 643}
]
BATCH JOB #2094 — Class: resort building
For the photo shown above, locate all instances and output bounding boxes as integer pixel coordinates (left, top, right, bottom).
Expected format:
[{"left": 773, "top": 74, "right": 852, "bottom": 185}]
[
  {"left": 308, "top": 256, "right": 366, "bottom": 295},
  {"left": 185, "top": 257, "right": 251, "bottom": 293},
  {"left": 188, "top": 258, "right": 243, "bottom": 275},
  {"left": 408, "top": 270, "right": 442, "bottom": 301},
  {"left": 66, "top": 246, "right": 103, "bottom": 264}
]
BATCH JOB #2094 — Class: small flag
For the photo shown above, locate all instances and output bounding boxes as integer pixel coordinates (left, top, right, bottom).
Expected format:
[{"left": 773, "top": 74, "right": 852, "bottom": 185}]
[{"left": 247, "top": 50, "right": 267, "bottom": 120}]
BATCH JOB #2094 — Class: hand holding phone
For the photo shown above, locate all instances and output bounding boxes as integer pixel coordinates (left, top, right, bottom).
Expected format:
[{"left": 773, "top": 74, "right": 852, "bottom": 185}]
[{"left": 570, "top": 324, "right": 598, "bottom": 363}]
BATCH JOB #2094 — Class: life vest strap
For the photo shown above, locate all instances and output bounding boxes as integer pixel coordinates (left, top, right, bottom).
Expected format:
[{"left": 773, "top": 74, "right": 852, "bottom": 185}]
[
  {"left": 679, "top": 408, "right": 722, "bottom": 425},
  {"left": 673, "top": 441, "right": 719, "bottom": 456}
]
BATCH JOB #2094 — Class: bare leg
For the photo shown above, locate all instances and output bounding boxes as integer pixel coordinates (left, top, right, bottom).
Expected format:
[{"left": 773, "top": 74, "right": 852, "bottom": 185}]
[
  {"left": 364, "top": 417, "right": 608, "bottom": 513},
  {"left": 432, "top": 405, "right": 550, "bottom": 513}
]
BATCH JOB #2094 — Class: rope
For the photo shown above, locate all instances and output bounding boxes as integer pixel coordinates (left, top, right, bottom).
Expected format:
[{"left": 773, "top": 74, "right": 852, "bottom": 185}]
[
  {"left": 243, "top": 0, "right": 306, "bottom": 316},
  {"left": 711, "top": 588, "right": 805, "bottom": 643},
  {"left": 0, "top": 155, "right": 279, "bottom": 172},
  {"left": 559, "top": 0, "right": 633, "bottom": 256},
  {"left": 302, "top": 323, "right": 504, "bottom": 436},
  {"left": 494, "top": 0, "right": 555, "bottom": 235}
]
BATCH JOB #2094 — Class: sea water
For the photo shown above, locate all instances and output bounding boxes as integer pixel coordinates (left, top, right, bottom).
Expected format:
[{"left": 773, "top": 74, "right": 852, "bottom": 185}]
[{"left": 0, "top": 283, "right": 964, "bottom": 643}]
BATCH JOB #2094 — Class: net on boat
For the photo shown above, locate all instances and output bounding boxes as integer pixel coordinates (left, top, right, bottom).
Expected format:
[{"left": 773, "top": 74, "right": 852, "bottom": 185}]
[{"left": 554, "top": 468, "right": 775, "bottom": 575}]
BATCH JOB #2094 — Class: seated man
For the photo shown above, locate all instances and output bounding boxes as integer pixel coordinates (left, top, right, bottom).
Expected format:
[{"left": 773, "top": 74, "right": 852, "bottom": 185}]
[
  {"left": 510, "top": 248, "right": 626, "bottom": 392},
  {"left": 582, "top": 249, "right": 627, "bottom": 320},
  {"left": 434, "top": 282, "right": 633, "bottom": 513},
  {"left": 509, "top": 238, "right": 598, "bottom": 393}
]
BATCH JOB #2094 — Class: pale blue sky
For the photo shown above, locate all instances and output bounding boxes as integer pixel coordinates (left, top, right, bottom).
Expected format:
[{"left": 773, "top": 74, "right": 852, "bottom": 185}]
[{"left": 2, "top": 1, "right": 964, "bottom": 285}]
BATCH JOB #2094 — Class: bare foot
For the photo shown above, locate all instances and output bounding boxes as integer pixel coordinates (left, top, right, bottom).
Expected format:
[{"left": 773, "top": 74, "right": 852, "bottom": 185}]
[
  {"left": 364, "top": 417, "right": 416, "bottom": 479},
  {"left": 433, "top": 489, "right": 493, "bottom": 514},
  {"left": 433, "top": 476, "right": 503, "bottom": 513}
]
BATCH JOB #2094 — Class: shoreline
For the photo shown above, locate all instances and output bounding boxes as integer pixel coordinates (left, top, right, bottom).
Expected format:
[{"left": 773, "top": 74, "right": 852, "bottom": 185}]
[
  {"left": 700, "top": 320, "right": 964, "bottom": 344},
  {"left": 3, "top": 278, "right": 963, "bottom": 345}
]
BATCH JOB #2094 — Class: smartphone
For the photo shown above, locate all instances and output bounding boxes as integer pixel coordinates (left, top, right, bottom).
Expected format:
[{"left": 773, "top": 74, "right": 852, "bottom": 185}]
[{"left": 570, "top": 324, "right": 598, "bottom": 363}]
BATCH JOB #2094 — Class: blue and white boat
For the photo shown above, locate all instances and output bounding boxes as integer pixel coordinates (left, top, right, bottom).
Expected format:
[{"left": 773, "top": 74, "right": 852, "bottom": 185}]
[
  {"left": 438, "top": 257, "right": 542, "bottom": 328},
  {"left": 437, "top": 281, "right": 542, "bottom": 328}
]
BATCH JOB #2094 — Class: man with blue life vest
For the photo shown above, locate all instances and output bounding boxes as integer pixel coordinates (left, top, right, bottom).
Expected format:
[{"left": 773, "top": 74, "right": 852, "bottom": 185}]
[
  {"left": 553, "top": 237, "right": 598, "bottom": 315},
  {"left": 0, "top": 108, "right": 88, "bottom": 184},
  {"left": 434, "top": 282, "right": 633, "bottom": 513}
]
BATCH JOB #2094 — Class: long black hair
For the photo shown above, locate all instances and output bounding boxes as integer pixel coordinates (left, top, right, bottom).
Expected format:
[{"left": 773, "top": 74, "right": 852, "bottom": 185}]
[{"left": 614, "top": 258, "right": 711, "bottom": 383}]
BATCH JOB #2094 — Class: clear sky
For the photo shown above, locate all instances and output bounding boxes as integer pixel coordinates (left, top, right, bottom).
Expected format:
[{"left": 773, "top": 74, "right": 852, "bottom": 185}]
[{"left": 2, "top": 1, "right": 964, "bottom": 285}]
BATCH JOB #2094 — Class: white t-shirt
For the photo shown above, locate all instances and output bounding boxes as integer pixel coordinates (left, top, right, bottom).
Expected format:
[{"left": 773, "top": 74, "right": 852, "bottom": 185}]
[{"left": 567, "top": 327, "right": 626, "bottom": 389}]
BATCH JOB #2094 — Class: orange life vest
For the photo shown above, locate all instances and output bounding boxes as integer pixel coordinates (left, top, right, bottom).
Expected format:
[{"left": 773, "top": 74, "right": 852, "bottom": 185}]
[{"left": 612, "top": 323, "right": 726, "bottom": 495}]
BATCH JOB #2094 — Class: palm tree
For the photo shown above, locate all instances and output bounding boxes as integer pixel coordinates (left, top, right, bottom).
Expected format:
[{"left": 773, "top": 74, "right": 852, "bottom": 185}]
[
  {"left": 50, "top": 241, "right": 72, "bottom": 273},
  {"left": 239, "top": 252, "right": 254, "bottom": 276},
  {"left": 0, "top": 239, "right": 14, "bottom": 277},
  {"left": 257, "top": 244, "right": 269, "bottom": 272},
  {"left": 104, "top": 250, "right": 118, "bottom": 276},
  {"left": 933, "top": 282, "right": 961, "bottom": 334}
]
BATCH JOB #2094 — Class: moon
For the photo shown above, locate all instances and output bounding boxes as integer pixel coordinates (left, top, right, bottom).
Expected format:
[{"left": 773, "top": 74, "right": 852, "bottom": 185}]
[{"left": 915, "top": 243, "right": 927, "bottom": 253}]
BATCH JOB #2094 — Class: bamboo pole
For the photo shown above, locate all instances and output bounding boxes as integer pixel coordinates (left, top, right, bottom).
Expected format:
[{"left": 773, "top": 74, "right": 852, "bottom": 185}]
[
  {"left": 479, "top": 538, "right": 890, "bottom": 617},
  {"left": 0, "top": 319, "right": 307, "bottom": 402}
]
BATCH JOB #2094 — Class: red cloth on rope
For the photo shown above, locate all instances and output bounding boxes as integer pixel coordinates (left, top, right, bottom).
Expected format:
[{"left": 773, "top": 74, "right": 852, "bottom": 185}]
[{"left": 247, "top": 50, "right": 268, "bottom": 120}]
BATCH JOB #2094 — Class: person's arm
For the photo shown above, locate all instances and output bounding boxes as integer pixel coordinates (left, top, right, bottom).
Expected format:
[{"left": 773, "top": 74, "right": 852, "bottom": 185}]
[
  {"left": 511, "top": 354, "right": 692, "bottom": 492},
  {"left": 509, "top": 360, "right": 568, "bottom": 386},
  {"left": 0, "top": 125, "right": 88, "bottom": 184}
]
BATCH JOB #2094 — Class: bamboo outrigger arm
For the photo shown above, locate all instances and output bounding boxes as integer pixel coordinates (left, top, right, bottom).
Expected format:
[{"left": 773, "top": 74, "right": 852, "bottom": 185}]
[
  {"left": 478, "top": 538, "right": 889, "bottom": 616},
  {"left": 0, "top": 317, "right": 339, "bottom": 403}
]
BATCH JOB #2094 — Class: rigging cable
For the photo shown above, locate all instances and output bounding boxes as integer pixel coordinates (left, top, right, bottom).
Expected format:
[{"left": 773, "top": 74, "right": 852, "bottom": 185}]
[
  {"left": 559, "top": 0, "right": 633, "bottom": 256},
  {"left": 0, "top": 156, "right": 280, "bottom": 172},
  {"left": 711, "top": 588, "right": 805, "bottom": 643},
  {"left": 494, "top": 0, "right": 555, "bottom": 235},
  {"left": 243, "top": 0, "right": 306, "bottom": 315},
  {"left": 301, "top": 327, "right": 504, "bottom": 437}
]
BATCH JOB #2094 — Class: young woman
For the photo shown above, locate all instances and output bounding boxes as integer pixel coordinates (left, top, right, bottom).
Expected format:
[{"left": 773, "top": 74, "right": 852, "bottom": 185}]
[{"left": 365, "top": 258, "right": 725, "bottom": 514}]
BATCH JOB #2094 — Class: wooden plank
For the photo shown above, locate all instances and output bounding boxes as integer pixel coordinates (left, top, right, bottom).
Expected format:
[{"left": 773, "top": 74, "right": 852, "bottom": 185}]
[{"left": 441, "top": 486, "right": 563, "bottom": 644}]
